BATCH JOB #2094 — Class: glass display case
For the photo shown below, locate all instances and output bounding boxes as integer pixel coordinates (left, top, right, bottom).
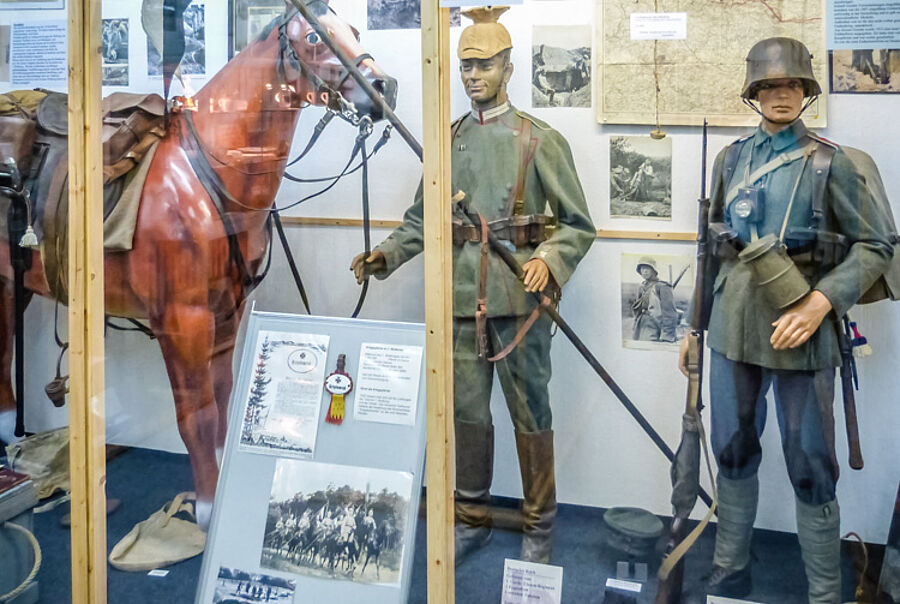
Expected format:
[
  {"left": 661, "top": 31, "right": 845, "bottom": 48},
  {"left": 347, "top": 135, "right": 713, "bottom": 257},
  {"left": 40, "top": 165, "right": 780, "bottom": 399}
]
[{"left": 0, "top": 1, "right": 898, "bottom": 603}]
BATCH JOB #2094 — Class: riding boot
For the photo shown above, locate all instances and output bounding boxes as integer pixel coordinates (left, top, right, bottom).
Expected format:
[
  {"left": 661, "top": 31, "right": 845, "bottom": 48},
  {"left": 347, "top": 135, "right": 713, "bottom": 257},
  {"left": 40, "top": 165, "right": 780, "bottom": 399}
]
[
  {"left": 707, "top": 474, "right": 758, "bottom": 598},
  {"left": 454, "top": 420, "right": 494, "bottom": 565},
  {"left": 516, "top": 429, "right": 557, "bottom": 564},
  {"left": 796, "top": 498, "right": 841, "bottom": 604}
]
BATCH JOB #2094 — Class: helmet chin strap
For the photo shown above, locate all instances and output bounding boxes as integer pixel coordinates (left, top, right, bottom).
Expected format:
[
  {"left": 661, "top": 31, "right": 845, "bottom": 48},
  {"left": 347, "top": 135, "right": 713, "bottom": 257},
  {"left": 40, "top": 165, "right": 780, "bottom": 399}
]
[{"left": 742, "top": 94, "right": 819, "bottom": 122}]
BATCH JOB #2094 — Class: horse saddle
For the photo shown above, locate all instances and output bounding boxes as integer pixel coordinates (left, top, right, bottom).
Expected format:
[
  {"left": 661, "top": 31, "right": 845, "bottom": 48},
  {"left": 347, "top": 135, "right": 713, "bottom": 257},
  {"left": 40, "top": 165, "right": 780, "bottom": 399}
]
[{"left": 0, "top": 90, "right": 166, "bottom": 299}]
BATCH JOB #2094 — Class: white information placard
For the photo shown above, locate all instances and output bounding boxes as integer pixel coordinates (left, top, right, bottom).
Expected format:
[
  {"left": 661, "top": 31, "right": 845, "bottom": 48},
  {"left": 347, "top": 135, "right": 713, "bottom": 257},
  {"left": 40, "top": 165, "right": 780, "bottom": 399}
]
[
  {"left": 629, "top": 12, "right": 688, "bottom": 40},
  {"left": 353, "top": 343, "right": 423, "bottom": 426},
  {"left": 501, "top": 559, "right": 563, "bottom": 604},
  {"left": 238, "top": 330, "right": 329, "bottom": 459},
  {"left": 10, "top": 20, "right": 67, "bottom": 86}
]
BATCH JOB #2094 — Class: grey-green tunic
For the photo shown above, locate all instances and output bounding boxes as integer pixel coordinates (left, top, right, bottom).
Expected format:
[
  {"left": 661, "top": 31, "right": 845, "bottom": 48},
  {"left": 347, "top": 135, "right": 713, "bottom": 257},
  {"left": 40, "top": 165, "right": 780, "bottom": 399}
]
[
  {"left": 373, "top": 104, "right": 595, "bottom": 318},
  {"left": 704, "top": 120, "right": 893, "bottom": 370}
]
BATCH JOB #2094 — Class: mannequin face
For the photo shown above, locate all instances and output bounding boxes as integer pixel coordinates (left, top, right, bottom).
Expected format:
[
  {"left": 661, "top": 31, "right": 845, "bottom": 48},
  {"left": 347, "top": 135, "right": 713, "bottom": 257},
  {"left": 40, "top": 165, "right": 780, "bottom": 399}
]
[
  {"left": 756, "top": 78, "right": 805, "bottom": 132},
  {"left": 459, "top": 53, "right": 514, "bottom": 109}
]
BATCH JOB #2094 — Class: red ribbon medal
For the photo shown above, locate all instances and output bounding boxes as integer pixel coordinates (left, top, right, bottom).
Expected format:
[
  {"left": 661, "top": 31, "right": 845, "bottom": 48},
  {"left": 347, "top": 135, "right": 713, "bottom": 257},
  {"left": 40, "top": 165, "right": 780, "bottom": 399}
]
[{"left": 324, "top": 354, "right": 353, "bottom": 425}]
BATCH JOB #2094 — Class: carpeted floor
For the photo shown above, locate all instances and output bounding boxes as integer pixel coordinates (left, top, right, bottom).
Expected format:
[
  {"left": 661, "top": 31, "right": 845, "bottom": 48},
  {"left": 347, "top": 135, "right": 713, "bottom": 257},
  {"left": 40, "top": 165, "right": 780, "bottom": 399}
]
[{"left": 20, "top": 448, "right": 880, "bottom": 603}]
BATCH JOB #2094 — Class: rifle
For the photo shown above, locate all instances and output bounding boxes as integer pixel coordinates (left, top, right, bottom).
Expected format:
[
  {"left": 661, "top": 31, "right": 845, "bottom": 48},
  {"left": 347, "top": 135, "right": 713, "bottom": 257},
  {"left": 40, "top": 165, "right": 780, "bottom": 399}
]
[{"left": 655, "top": 119, "right": 718, "bottom": 604}]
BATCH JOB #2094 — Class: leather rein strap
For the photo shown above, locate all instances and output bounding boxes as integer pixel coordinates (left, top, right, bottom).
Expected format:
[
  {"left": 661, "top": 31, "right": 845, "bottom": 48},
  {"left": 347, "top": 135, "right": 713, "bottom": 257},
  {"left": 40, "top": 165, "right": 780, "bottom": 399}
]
[{"left": 179, "top": 109, "right": 275, "bottom": 306}]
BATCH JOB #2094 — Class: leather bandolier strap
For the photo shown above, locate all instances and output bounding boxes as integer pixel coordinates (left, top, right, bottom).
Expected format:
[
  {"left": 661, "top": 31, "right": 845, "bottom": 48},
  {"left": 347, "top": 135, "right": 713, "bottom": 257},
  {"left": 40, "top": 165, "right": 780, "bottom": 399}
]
[
  {"left": 475, "top": 214, "right": 490, "bottom": 359},
  {"left": 467, "top": 116, "right": 558, "bottom": 362}
]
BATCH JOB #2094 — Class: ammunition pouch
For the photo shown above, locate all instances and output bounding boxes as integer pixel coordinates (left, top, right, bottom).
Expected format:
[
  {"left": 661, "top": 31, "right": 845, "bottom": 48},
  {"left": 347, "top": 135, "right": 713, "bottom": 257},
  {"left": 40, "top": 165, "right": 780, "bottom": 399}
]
[
  {"left": 452, "top": 214, "right": 552, "bottom": 247},
  {"left": 785, "top": 227, "right": 848, "bottom": 270}
]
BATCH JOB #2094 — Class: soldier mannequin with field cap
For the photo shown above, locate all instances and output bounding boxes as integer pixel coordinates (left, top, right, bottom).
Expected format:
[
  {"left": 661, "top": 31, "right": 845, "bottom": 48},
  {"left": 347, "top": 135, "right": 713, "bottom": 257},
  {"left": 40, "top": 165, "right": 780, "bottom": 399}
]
[
  {"left": 679, "top": 37, "right": 893, "bottom": 602},
  {"left": 351, "top": 6, "right": 595, "bottom": 564}
]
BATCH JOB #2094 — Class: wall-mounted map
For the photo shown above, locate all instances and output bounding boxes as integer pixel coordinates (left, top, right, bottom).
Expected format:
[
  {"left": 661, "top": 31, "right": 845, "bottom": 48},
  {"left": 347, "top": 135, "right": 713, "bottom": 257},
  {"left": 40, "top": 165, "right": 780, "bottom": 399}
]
[{"left": 595, "top": 0, "right": 827, "bottom": 127}]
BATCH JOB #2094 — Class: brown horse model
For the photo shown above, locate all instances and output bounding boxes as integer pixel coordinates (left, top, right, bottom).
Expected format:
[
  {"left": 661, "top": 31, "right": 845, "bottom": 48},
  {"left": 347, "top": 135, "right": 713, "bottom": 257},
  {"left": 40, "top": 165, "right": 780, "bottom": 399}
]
[{"left": 0, "top": 2, "right": 396, "bottom": 527}]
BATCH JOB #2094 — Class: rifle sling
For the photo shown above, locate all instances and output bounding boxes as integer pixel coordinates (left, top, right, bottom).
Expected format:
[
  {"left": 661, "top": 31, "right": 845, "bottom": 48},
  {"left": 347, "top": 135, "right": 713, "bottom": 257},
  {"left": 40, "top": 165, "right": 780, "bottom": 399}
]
[{"left": 658, "top": 334, "right": 719, "bottom": 581}]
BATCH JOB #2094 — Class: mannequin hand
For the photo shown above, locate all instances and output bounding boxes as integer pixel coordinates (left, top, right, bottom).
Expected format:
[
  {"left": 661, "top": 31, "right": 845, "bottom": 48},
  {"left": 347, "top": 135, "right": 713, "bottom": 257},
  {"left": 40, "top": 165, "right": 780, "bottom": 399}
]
[
  {"left": 677, "top": 336, "right": 690, "bottom": 378},
  {"left": 522, "top": 258, "right": 550, "bottom": 292},
  {"left": 770, "top": 290, "right": 832, "bottom": 350},
  {"left": 350, "top": 250, "right": 386, "bottom": 284}
]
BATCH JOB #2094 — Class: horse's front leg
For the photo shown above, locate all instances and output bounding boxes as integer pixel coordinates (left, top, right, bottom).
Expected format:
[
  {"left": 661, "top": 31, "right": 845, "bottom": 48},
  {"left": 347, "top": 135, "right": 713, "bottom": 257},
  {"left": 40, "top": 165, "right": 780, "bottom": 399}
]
[
  {"left": 211, "top": 303, "right": 242, "bottom": 465},
  {"left": 152, "top": 301, "right": 219, "bottom": 529}
]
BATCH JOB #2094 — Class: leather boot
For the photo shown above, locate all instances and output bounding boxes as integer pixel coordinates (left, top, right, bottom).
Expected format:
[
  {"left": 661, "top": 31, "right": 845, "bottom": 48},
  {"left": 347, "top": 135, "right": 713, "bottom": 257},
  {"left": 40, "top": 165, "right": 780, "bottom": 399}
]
[
  {"left": 454, "top": 420, "right": 494, "bottom": 564},
  {"left": 796, "top": 498, "right": 841, "bottom": 604},
  {"left": 516, "top": 429, "right": 557, "bottom": 564},
  {"left": 707, "top": 474, "right": 758, "bottom": 598}
]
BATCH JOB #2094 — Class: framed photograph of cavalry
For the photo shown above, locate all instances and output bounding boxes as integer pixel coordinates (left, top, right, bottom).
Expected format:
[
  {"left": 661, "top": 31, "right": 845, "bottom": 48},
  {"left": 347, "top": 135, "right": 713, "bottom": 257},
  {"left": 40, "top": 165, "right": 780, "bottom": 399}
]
[
  {"left": 260, "top": 459, "right": 413, "bottom": 586},
  {"left": 195, "top": 312, "right": 427, "bottom": 604},
  {"left": 229, "top": 0, "right": 286, "bottom": 58}
]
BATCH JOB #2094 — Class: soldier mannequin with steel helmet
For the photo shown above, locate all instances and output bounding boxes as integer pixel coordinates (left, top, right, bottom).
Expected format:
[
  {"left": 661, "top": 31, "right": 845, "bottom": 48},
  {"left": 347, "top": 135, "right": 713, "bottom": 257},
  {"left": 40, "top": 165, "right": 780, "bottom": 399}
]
[
  {"left": 351, "top": 6, "right": 595, "bottom": 564},
  {"left": 678, "top": 37, "right": 893, "bottom": 602}
]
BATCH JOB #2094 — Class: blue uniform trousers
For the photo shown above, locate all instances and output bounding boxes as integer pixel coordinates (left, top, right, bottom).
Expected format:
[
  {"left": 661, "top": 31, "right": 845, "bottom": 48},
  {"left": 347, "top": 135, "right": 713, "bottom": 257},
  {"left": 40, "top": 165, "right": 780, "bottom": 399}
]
[{"left": 709, "top": 351, "right": 839, "bottom": 505}]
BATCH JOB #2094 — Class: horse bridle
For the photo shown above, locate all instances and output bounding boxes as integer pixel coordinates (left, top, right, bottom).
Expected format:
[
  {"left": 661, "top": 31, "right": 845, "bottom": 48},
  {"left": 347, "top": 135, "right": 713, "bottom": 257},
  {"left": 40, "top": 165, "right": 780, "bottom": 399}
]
[
  {"left": 277, "top": 3, "right": 375, "bottom": 127},
  {"left": 179, "top": 2, "right": 392, "bottom": 318}
]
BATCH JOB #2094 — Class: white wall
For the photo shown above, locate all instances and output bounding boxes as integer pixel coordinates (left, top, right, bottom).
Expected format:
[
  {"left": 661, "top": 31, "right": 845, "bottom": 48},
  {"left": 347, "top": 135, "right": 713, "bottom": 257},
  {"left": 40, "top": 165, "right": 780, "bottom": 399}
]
[{"left": 7, "top": 1, "right": 899, "bottom": 542}]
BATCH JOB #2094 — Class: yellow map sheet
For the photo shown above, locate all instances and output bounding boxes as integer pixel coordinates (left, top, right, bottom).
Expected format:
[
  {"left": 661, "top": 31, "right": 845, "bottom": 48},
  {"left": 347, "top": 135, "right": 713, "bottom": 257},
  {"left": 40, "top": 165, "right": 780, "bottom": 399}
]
[{"left": 595, "top": 0, "right": 826, "bottom": 127}]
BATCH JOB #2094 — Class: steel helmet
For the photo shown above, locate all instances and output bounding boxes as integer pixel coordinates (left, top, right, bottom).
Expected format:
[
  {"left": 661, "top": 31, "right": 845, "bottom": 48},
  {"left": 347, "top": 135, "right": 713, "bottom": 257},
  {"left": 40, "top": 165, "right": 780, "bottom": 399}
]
[
  {"left": 636, "top": 257, "right": 658, "bottom": 275},
  {"left": 741, "top": 37, "right": 821, "bottom": 99}
]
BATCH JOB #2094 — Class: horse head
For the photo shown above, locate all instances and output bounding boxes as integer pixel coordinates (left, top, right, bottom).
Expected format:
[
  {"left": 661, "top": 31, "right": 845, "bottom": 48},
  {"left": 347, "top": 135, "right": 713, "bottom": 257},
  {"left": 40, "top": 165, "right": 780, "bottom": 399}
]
[{"left": 280, "top": 1, "right": 398, "bottom": 123}]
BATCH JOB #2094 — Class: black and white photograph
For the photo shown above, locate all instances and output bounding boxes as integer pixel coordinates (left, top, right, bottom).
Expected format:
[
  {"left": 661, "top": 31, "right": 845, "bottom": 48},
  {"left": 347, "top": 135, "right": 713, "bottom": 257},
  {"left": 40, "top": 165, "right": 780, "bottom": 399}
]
[
  {"left": 367, "top": 0, "right": 459, "bottom": 31},
  {"left": 621, "top": 252, "right": 693, "bottom": 351},
  {"left": 102, "top": 18, "right": 128, "bottom": 87},
  {"left": 0, "top": 25, "right": 10, "bottom": 82},
  {"left": 213, "top": 566, "right": 295, "bottom": 603},
  {"left": 260, "top": 459, "right": 412, "bottom": 586},
  {"left": 148, "top": 3, "right": 206, "bottom": 76},
  {"left": 230, "top": 0, "right": 285, "bottom": 57},
  {"left": 830, "top": 49, "right": 900, "bottom": 93},
  {"left": 609, "top": 135, "right": 673, "bottom": 219},
  {"left": 532, "top": 25, "right": 591, "bottom": 108}
]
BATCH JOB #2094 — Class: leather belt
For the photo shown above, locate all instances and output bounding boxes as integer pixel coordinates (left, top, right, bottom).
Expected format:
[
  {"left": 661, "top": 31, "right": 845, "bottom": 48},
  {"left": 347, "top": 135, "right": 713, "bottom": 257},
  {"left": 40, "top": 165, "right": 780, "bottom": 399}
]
[{"left": 452, "top": 214, "right": 552, "bottom": 247}]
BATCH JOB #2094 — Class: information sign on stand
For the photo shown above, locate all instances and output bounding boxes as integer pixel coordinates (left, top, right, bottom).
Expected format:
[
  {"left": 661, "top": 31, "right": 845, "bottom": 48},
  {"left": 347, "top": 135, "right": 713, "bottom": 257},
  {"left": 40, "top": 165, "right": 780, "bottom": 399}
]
[
  {"left": 501, "top": 558, "right": 563, "bottom": 604},
  {"left": 195, "top": 312, "right": 427, "bottom": 604}
]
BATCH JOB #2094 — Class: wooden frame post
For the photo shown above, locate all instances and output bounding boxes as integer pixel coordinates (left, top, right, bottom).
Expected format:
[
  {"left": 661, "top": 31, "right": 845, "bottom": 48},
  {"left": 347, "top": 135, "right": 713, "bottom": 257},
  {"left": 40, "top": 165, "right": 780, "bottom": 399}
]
[
  {"left": 421, "top": 1, "right": 455, "bottom": 602},
  {"left": 68, "top": 0, "right": 107, "bottom": 601}
]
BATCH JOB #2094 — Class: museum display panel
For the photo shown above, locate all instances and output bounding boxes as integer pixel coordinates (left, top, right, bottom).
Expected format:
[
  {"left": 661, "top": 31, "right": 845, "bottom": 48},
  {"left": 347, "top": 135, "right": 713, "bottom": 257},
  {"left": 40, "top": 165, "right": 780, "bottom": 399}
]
[{"left": 2, "top": 0, "right": 900, "bottom": 603}]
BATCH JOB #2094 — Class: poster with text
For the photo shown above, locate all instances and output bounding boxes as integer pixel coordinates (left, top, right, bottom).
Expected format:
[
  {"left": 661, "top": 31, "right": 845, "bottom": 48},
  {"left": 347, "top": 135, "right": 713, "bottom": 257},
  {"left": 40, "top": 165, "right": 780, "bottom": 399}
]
[
  {"left": 353, "top": 343, "right": 423, "bottom": 426},
  {"left": 239, "top": 330, "right": 330, "bottom": 459}
]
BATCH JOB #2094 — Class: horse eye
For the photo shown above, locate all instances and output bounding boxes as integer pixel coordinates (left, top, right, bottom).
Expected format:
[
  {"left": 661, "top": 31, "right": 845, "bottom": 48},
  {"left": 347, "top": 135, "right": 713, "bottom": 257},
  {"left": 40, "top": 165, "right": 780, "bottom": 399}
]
[{"left": 305, "top": 31, "right": 321, "bottom": 45}]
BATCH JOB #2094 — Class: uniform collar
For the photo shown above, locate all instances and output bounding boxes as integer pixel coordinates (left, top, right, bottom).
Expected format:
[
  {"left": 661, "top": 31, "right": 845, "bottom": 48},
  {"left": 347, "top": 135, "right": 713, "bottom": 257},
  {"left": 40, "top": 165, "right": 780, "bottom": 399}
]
[
  {"left": 470, "top": 101, "right": 512, "bottom": 125},
  {"left": 753, "top": 119, "right": 808, "bottom": 152}
]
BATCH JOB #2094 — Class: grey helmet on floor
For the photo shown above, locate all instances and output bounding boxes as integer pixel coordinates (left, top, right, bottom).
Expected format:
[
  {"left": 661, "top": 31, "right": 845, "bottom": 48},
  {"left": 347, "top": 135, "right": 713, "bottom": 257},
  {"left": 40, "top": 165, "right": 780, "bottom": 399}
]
[{"left": 741, "top": 37, "right": 821, "bottom": 100}]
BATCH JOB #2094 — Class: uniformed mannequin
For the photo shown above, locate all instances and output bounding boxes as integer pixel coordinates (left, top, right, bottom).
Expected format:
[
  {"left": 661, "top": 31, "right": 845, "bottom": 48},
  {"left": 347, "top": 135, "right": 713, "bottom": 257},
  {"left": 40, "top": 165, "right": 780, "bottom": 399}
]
[
  {"left": 632, "top": 257, "right": 678, "bottom": 342},
  {"left": 679, "top": 37, "right": 893, "bottom": 602},
  {"left": 351, "top": 6, "right": 594, "bottom": 564}
]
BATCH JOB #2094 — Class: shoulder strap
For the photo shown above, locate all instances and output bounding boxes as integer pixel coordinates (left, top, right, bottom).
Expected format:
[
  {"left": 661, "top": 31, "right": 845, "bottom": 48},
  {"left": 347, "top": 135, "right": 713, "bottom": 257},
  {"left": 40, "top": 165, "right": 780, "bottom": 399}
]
[
  {"left": 450, "top": 113, "right": 468, "bottom": 139},
  {"left": 724, "top": 144, "right": 814, "bottom": 208},
  {"left": 510, "top": 117, "right": 533, "bottom": 217},
  {"left": 721, "top": 136, "right": 748, "bottom": 191},
  {"left": 809, "top": 140, "right": 836, "bottom": 226}
]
